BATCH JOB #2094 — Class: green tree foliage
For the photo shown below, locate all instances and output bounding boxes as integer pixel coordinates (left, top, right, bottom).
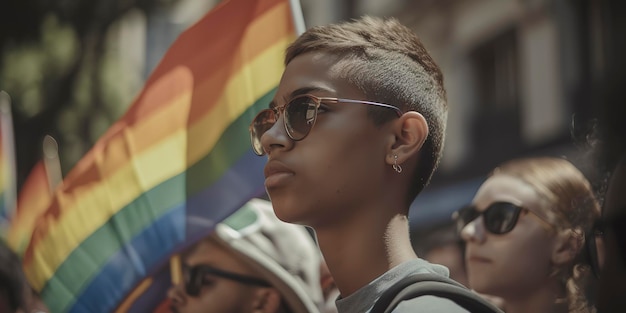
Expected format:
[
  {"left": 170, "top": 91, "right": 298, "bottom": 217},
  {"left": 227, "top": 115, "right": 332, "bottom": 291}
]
[{"left": 0, "top": 0, "right": 179, "bottom": 187}]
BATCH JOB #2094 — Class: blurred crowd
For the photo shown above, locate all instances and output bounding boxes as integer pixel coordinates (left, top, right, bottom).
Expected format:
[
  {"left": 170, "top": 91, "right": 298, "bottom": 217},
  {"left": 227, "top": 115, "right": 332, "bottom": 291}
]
[{"left": 2, "top": 4, "right": 625, "bottom": 313}]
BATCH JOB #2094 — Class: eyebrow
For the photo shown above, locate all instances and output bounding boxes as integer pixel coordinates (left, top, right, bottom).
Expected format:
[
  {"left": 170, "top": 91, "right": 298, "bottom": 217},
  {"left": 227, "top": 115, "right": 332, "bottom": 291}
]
[{"left": 268, "top": 86, "right": 334, "bottom": 109}]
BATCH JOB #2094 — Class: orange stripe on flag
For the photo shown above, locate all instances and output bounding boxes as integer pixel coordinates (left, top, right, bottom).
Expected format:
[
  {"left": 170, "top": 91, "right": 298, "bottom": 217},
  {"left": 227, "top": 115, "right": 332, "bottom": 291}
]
[
  {"left": 23, "top": 1, "right": 293, "bottom": 266},
  {"left": 8, "top": 162, "right": 51, "bottom": 254}
]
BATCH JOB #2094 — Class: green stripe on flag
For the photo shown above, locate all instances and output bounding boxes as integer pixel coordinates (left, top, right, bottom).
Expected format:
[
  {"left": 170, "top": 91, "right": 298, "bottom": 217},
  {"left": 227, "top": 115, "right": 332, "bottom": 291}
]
[{"left": 40, "top": 89, "right": 274, "bottom": 313}]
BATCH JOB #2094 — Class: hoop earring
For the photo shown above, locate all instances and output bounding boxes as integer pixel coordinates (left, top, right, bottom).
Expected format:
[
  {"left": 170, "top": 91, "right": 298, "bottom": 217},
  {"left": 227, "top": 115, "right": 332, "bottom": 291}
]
[{"left": 392, "top": 155, "right": 402, "bottom": 173}]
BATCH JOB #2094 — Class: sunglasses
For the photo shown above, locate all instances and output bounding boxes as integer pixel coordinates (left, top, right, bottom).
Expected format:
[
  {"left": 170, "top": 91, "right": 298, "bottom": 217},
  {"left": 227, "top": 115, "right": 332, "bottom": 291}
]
[
  {"left": 249, "top": 94, "right": 403, "bottom": 156},
  {"left": 183, "top": 264, "right": 271, "bottom": 296},
  {"left": 453, "top": 201, "right": 547, "bottom": 235}
]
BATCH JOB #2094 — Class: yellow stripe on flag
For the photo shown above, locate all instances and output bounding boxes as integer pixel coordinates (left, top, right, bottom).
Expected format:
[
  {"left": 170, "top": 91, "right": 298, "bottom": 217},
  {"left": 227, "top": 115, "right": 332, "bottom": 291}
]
[{"left": 25, "top": 38, "right": 289, "bottom": 290}]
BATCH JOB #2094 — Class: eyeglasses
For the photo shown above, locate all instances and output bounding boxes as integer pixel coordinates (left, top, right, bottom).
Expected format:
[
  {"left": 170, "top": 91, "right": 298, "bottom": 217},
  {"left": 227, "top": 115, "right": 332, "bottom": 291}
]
[
  {"left": 249, "top": 94, "right": 403, "bottom": 156},
  {"left": 183, "top": 264, "right": 271, "bottom": 296},
  {"left": 453, "top": 201, "right": 548, "bottom": 235}
]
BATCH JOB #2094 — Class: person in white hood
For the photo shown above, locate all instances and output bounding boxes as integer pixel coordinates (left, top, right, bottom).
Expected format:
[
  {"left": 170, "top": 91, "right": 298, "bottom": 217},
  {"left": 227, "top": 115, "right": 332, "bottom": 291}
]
[{"left": 168, "top": 198, "right": 324, "bottom": 313}]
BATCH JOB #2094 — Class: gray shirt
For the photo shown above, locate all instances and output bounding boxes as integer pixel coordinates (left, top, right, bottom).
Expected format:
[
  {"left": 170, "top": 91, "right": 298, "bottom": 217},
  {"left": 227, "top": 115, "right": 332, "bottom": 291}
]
[{"left": 335, "top": 259, "right": 469, "bottom": 313}]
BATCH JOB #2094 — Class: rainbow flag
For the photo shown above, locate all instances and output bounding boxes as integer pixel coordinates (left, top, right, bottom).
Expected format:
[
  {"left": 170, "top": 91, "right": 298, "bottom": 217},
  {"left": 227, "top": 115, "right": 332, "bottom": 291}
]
[
  {"left": 21, "top": 0, "right": 296, "bottom": 311},
  {"left": 0, "top": 135, "right": 9, "bottom": 233},
  {"left": 115, "top": 265, "right": 173, "bottom": 313},
  {"left": 0, "top": 91, "right": 17, "bottom": 237},
  {"left": 8, "top": 161, "right": 52, "bottom": 254}
]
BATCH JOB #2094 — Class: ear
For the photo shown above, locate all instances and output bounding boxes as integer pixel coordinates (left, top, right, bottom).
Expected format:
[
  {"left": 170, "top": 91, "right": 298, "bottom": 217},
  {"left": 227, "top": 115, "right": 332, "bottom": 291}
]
[
  {"left": 387, "top": 111, "right": 429, "bottom": 166},
  {"left": 252, "top": 288, "right": 282, "bottom": 313},
  {"left": 551, "top": 228, "right": 584, "bottom": 266}
]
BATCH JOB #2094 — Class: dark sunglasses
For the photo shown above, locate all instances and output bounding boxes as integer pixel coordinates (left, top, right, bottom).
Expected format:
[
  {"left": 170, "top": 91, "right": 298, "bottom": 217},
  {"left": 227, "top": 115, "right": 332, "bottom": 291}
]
[
  {"left": 453, "top": 201, "right": 538, "bottom": 235},
  {"left": 183, "top": 264, "right": 271, "bottom": 296},
  {"left": 249, "top": 94, "right": 402, "bottom": 156}
]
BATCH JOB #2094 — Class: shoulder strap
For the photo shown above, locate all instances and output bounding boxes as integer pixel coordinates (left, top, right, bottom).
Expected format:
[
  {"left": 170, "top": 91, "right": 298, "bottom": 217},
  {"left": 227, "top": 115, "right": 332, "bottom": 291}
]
[{"left": 370, "top": 273, "right": 504, "bottom": 313}]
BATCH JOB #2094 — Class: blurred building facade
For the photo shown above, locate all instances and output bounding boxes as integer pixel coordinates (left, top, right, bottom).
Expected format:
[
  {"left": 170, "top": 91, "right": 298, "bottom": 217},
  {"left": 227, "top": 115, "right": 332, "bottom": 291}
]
[
  {"left": 108, "top": 0, "right": 615, "bottom": 231},
  {"left": 299, "top": 0, "right": 612, "bottom": 232},
  {"left": 397, "top": 0, "right": 609, "bottom": 231}
]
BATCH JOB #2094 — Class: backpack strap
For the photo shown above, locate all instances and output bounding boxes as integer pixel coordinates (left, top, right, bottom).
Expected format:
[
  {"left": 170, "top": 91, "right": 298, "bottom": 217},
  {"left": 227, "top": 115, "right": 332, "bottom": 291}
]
[{"left": 370, "top": 273, "right": 504, "bottom": 313}]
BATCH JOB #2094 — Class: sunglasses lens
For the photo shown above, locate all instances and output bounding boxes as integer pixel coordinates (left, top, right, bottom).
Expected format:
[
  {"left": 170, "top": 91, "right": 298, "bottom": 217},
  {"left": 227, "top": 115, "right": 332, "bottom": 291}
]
[
  {"left": 285, "top": 96, "right": 317, "bottom": 140},
  {"left": 250, "top": 109, "right": 277, "bottom": 155},
  {"left": 184, "top": 266, "right": 202, "bottom": 297},
  {"left": 455, "top": 206, "right": 479, "bottom": 233},
  {"left": 483, "top": 202, "right": 521, "bottom": 234}
]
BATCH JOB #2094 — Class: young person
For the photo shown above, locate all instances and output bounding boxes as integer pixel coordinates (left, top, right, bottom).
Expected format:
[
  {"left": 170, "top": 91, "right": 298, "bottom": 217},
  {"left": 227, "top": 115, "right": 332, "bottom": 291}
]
[
  {"left": 456, "top": 157, "right": 600, "bottom": 313},
  {"left": 167, "top": 198, "right": 324, "bottom": 313},
  {"left": 249, "top": 16, "right": 470, "bottom": 312}
]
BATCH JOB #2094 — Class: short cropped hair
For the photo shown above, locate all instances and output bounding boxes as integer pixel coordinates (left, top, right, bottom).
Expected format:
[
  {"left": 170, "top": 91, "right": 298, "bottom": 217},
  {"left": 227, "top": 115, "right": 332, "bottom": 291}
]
[{"left": 286, "top": 16, "right": 447, "bottom": 198}]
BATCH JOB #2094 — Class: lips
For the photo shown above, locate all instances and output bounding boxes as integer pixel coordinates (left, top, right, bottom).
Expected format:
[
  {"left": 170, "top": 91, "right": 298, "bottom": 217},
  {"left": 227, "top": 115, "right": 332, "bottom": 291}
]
[
  {"left": 264, "top": 160, "right": 293, "bottom": 177},
  {"left": 467, "top": 254, "right": 492, "bottom": 263},
  {"left": 264, "top": 160, "right": 294, "bottom": 188}
]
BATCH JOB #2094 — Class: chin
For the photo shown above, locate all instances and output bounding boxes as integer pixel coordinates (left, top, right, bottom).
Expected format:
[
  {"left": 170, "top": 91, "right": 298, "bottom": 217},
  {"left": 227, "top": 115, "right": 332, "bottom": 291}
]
[
  {"left": 268, "top": 196, "right": 298, "bottom": 221},
  {"left": 274, "top": 208, "right": 308, "bottom": 225},
  {"left": 468, "top": 275, "right": 497, "bottom": 295},
  {"left": 273, "top": 207, "right": 294, "bottom": 223}
]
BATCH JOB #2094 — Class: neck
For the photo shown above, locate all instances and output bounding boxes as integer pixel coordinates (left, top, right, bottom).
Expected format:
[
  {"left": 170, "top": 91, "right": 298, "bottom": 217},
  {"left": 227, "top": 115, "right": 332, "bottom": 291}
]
[
  {"left": 501, "top": 279, "right": 568, "bottom": 313},
  {"left": 314, "top": 212, "right": 417, "bottom": 296}
]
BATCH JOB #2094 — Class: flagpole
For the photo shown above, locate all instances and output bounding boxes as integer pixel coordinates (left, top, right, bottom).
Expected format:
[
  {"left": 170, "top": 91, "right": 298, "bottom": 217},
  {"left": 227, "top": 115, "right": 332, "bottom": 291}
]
[
  {"left": 288, "top": 0, "right": 306, "bottom": 35},
  {"left": 0, "top": 91, "right": 17, "bottom": 224},
  {"left": 42, "top": 135, "right": 63, "bottom": 193}
]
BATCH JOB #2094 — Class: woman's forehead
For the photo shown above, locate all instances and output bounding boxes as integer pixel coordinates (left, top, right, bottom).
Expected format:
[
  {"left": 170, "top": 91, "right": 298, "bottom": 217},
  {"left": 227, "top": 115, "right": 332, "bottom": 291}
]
[
  {"left": 473, "top": 175, "right": 540, "bottom": 208},
  {"left": 474, "top": 174, "right": 561, "bottom": 225}
]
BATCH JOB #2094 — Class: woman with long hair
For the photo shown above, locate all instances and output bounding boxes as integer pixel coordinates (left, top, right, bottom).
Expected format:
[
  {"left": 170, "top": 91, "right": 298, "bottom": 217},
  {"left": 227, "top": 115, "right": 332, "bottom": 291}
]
[{"left": 456, "top": 157, "right": 599, "bottom": 313}]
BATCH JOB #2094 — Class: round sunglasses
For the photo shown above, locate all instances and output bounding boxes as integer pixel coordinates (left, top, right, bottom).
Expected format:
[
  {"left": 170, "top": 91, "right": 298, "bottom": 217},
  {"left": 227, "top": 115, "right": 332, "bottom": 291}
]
[
  {"left": 249, "top": 94, "right": 402, "bottom": 156},
  {"left": 183, "top": 264, "right": 270, "bottom": 297},
  {"left": 453, "top": 201, "right": 549, "bottom": 235}
]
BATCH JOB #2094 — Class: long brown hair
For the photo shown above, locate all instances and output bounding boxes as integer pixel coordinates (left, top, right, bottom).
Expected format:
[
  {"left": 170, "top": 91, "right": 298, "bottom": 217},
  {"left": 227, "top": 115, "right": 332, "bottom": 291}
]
[{"left": 493, "top": 157, "right": 600, "bottom": 313}]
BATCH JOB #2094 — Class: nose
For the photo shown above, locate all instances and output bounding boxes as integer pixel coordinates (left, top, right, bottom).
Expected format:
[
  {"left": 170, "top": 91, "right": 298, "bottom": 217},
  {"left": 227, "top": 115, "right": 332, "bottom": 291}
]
[
  {"left": 260, "top": 111, "right": 294, "bottom": 155},
  {"left": 460, "top": 217, "right": 486, "bottom": 244},
  {"left": 167, "top": 284, "right": 187, "bottom": 308}
]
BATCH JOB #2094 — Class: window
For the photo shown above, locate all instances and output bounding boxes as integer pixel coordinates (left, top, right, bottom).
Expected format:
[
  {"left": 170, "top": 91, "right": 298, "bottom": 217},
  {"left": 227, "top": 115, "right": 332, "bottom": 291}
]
[{"left": 470, "top": 28, "right": 522, "bottom": 160}]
